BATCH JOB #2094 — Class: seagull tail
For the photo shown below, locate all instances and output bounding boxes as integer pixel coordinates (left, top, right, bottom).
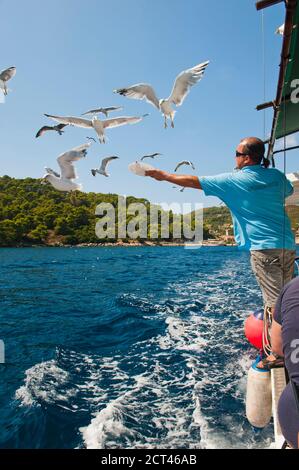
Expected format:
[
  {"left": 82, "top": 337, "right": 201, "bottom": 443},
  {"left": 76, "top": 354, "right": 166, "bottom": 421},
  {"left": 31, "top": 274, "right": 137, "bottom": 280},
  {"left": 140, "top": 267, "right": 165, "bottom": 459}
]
[{"left": 76, "top": 183, "right": 83, "bottom": 192}]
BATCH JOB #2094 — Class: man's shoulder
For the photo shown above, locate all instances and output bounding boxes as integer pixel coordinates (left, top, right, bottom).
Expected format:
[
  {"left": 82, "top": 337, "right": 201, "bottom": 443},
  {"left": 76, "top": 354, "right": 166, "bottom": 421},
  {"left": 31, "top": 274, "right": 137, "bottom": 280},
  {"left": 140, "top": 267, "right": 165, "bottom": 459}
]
[
  {"left": 242, "top": 166, "right": 285, "bottom": 183},
  {"left": 265, "top": 168, "right": 285, "bottom": 178}
]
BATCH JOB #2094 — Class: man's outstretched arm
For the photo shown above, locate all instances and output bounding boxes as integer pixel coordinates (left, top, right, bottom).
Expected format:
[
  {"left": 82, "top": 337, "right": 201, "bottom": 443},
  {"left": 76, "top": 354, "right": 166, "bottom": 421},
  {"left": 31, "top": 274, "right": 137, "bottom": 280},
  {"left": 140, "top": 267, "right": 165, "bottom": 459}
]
[{"left": 145, "top": 170, "right": 202, "bottom": 190}]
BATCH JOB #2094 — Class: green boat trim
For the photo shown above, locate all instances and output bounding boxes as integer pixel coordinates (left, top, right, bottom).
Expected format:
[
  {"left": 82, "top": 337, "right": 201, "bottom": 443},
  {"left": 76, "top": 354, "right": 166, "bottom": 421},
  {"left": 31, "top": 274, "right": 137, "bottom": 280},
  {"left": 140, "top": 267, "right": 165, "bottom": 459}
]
[{"left": 256, "top": 0, "right": 299, "bottom": 163}]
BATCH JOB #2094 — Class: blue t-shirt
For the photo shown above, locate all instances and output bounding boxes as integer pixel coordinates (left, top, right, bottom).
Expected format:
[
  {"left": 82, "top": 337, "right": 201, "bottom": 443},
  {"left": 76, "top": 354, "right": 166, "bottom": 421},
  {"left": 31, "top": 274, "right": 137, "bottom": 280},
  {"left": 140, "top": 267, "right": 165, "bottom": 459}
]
[
  {"left": 274, "top": 277, "right": 299, "bottom": 385},
  {"left": 199, "top": 165, "right": 295, "bottom": 251}
]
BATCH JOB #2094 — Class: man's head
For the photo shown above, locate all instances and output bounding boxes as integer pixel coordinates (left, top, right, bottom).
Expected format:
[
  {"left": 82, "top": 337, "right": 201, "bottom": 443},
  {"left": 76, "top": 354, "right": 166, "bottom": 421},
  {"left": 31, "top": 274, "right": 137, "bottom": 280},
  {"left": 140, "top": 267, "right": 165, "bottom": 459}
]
[{"left": 235, "top": 137, "right": 269, "bottom": 170}]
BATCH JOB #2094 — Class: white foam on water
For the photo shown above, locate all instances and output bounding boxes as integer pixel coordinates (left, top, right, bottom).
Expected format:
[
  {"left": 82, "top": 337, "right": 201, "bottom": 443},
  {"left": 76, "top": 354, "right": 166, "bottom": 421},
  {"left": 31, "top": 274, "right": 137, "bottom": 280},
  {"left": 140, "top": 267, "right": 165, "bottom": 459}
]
[
  {"left": 14, "top": 260, "right": 271, "bottom": 449},
  {"left": 15, "top": 360, "right": 71, "bottom": 407},
  {"left": 77, "top": 269, "right": 273, "bottom": 449},
  {"left": 80, "top": 401, "right": 135, "bottom": 449}
]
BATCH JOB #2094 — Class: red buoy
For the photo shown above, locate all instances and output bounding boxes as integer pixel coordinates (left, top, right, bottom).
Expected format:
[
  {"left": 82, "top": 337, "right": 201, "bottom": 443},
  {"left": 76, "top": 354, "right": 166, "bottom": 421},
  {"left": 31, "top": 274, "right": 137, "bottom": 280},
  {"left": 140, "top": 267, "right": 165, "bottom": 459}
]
[{"left": 244, "top": 310, "right": 264, "bottom": 350}]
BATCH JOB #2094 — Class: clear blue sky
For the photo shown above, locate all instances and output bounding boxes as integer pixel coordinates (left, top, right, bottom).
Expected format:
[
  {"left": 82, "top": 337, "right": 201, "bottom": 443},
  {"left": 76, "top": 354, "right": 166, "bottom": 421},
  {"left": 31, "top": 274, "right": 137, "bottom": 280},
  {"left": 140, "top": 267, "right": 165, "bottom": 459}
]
[{"left": 1, "top": 0, "right": 298, "bottom": 209}]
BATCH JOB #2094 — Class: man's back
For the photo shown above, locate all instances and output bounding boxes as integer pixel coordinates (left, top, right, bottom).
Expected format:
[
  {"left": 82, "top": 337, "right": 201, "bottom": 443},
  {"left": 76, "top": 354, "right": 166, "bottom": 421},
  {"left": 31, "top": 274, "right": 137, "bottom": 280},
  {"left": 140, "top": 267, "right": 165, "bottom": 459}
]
[{"left": 200, "top": 165, "right": 295, "bottom": 250}]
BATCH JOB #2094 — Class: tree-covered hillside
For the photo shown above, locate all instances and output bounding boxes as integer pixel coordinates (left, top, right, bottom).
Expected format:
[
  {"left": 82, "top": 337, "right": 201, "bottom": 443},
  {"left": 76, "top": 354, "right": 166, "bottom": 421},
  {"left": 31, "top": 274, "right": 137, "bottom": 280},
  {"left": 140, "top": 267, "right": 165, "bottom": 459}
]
[
  {"left": 0, "top": 176, "right": 211, "bottom": 246},
  {"left": 0, "top": 176, "right": 298, "bottom": 247}
]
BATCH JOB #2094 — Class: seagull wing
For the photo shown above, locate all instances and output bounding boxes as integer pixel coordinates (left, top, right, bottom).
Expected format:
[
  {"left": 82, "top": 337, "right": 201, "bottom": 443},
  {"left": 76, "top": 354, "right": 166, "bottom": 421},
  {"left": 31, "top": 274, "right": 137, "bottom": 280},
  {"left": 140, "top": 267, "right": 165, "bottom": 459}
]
[
  {"left": 104, "top": 106, "right": 123, "bottom": 113},
  {"left": 141, "top": 155, "right": 154, "bottom": 161},
  {"left": 45, "top": 114, "right": 93, "bottom": 129},
  {"left": 57, "top": 124, "right": 68, "bottom": 130},
  {"left": 82, "top": 108, "right": 102, "bottom": 116},
  {"left": 0, "top": 67, "right": 16, "bottom": 82},
  {"left": 114, "top": 84, "right": 160, "bottom": 110},
  {"left": 45, "top": 167, "right": 60, "bottom": 178},
  {"left": 99, "top": 156, "right": 119, "bottom": 174},
  {"left": 168, "top": 61, "right": 210, "bottom": 106},
  {"left": 174, "top": 161, "right": 194, "bottom": 172},
  {"left": 36, "top": 126, "right": 54, "bottom": 138},
  {"left": 82, "top": 106, "right": 123, "bottom": 116},
  {"left": 174, "top": 162, "right": 182, "bottom": 172},
  {"left": 103, "top": 116, "right": 145, "bottom": 129},
  {"left": 57, "top": 143, "right": 90, "bottom": 179}
]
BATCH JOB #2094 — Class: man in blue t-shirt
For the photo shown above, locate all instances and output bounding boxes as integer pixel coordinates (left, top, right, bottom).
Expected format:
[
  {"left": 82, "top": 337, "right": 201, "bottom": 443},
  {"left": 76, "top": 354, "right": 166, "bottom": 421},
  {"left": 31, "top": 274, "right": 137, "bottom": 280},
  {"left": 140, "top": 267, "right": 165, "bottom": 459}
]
[{"left": 145, "top": 137, "right": 296, "bottom": 311}]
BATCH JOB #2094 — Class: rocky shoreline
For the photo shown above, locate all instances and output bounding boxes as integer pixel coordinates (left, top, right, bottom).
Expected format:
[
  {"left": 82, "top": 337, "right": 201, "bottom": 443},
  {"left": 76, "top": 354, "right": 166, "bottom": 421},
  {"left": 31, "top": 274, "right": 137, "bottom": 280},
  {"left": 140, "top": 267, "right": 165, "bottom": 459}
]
[
  {"left": 1, "top": 240, "right": 236, "bottom": 248},
  {"left": 2, "top": 239, "right": 299, "bottom": 248}
]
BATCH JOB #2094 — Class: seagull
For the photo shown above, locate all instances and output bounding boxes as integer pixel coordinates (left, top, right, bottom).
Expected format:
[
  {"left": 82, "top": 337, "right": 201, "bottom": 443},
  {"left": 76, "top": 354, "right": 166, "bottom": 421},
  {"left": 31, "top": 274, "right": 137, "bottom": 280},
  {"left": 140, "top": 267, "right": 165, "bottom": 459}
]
[
  {"left": 0, "top": 66, "right": 16, "bottom": 96},
  {"left": 114, "top": 60, "right": 209, "bottom": 128},
  {"left": 174, "top": 161, "right": 195, "bottom": 172},
  {"left": 36, "top": 123, "right": 68, "bottom": 138},
  {"left": 44, "top": 113, "right": 148, "bottom": 144},
  {"left": 91, "top": 156, "right": 119, "bottom": 177},
  {"left": 86, "top": 136, "right": 97, "bottom": 143},
  {"left": 172, "top": 185, "right": 185, "bottom": 193},
  {"left": 82, "top": 106, "right": 123, "bottom": 117},
  {"left": 275, "top": 24, "right": 285, "bottom": 36},
  {"left": 141, "top": 153, "right": 163, "bottom": 161},
  {"left": 42, "top": 143, "right": 90, "bottom": 192}
]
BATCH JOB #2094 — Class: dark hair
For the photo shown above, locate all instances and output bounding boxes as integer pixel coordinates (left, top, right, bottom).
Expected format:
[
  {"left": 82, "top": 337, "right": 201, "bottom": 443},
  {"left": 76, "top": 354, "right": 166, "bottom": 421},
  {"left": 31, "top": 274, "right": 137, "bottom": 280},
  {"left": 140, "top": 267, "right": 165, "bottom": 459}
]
[{"left": 240, "top": 137, "right": 270, "bottom": 168}]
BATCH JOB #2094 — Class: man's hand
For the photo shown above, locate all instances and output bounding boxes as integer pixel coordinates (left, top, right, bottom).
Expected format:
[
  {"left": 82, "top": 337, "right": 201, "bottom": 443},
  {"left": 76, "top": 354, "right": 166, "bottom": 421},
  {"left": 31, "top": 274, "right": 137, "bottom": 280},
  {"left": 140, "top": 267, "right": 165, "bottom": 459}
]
[{"left": 145, "top": 170, "right": 168, "bottom": 181}]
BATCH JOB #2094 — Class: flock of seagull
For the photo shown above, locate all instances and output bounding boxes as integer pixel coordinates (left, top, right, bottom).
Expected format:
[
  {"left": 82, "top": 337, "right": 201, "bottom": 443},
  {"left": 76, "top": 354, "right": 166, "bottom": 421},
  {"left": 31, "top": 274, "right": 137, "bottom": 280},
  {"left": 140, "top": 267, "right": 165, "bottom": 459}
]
[
  {"left": 1, "top": 20, "right": 287, "bottom": 194},
  {"left": 1, "top": 61, "right": 210, "bottom": 192}
]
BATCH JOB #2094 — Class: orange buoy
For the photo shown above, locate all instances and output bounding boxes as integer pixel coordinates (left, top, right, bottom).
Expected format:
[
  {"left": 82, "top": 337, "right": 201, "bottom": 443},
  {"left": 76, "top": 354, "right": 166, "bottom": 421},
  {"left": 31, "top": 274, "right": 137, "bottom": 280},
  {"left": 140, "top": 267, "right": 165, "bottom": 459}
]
[{"left": 244, "top": 310, "right": 264, "bottom": 350}]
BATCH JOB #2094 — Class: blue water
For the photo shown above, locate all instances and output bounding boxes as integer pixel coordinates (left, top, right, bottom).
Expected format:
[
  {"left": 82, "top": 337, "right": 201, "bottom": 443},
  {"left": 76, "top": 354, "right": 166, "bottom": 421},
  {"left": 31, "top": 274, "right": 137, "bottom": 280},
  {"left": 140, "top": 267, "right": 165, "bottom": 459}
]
[{"left": 0, "top": 246, "right": 283, "bottom": 449}]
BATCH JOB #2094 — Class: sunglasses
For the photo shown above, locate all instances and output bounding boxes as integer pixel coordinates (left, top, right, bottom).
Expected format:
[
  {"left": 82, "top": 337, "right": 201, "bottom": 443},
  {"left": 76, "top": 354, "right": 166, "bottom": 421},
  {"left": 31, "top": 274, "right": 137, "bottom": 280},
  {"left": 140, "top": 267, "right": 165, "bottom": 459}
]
[{"left": 235, "top": 151, "right": 249, "bottom": 158}]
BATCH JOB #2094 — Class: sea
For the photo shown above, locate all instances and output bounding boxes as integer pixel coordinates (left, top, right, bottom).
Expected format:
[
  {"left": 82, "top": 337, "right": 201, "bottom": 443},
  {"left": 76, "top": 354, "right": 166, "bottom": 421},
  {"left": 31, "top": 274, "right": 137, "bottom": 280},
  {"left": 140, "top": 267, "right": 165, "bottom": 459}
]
[{"left": 0, "top": 246, "right": 295, "bottom": 449}]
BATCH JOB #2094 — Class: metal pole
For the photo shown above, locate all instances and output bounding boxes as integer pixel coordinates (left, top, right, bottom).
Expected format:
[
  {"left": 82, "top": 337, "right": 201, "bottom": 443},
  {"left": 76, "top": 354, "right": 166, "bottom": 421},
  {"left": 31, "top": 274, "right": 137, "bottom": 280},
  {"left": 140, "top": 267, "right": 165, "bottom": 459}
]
[
  {"left": 256, "top": 0, "right": 284, "bottom": 11},
  {"left": 256, "top": 94, "right": 292, "bottom": 111},
  {"left": 264, "top": 0, "right": 297, "bottom": 162},
  {"left": 273, "top": 144, "right": 299, "bottom": 155}
]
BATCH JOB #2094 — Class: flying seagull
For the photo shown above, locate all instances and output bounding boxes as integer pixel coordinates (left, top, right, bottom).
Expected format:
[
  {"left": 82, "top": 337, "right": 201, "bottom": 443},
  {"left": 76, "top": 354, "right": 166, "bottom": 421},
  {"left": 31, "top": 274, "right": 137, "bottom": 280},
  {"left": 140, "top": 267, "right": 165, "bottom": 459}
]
[
  {"left": 174, "top": 161, "right": 195, "bottom": 172},
  {"left": 0, "top": 66, "right": 16, "bottom": 96},
  {"left": 172, "top": 186, "right": 186, "bottom": 193},
  {"left": 91, "top": 156, "right": 119, "bottom": 177},
  {"left": 173, "top": 161, "right": 195, "bottom": 193},
  {"left": 42, "top": 143, "right": 90, "bottom": 192},
  {"left": 36, "top": 123, "right": 68, "bottom": 138},
  {"left": 275, "top": 24, "right": 285, "bottom": 36},
  {"left": 82, "top": 106, "right": 123, "bottom": 117},
  {"left": 114, "top": 60, "right": 209, "bottom": 128},
  {"left": 86, "top": 136, "right": 97, "bottom": 143},
  {"left": 141, "top": 153, "right": 163, "bottom": 161},
  {"left": 45, "top": 113, "right": 148, "bottom": 144}
]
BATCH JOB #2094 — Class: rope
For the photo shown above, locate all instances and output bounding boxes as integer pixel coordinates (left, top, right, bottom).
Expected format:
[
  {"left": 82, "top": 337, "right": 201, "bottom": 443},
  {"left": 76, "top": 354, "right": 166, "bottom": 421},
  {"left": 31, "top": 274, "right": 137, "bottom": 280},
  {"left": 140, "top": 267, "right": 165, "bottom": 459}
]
[
  {"left": 282, "top": 90, "right": 287, "bottom": 287},
  {"left": 262, "top": 306, "right": 273, "bottom": 357},
  {"left": 262, "top": 11, "right": 267, "bottom": 141},
  {"left": 260, "top": 9, "right": 289, "bottom": 359},
  {"left": 260, "top": 10, "right": 273, "bottom": 359}
]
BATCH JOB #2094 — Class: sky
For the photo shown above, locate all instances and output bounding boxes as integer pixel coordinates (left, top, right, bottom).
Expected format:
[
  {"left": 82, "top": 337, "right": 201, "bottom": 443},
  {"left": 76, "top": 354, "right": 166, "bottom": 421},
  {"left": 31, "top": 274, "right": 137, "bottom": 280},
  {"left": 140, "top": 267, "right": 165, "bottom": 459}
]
[{"left": 1, "top": 0, "right": 298, "bottom": 210}]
